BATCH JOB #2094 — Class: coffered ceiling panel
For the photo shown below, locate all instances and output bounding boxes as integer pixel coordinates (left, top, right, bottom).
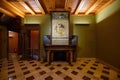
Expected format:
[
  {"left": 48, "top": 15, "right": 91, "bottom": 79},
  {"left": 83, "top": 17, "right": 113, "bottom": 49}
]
[{"left": 0, "top": 0, "right": 116, "bottom": 17}]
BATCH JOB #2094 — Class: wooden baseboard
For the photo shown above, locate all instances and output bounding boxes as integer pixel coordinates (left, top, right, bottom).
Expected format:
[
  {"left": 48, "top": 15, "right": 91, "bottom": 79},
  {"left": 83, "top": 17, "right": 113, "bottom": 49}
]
[
  {"left": 76, "top": 57, "right": 120, "bottom": 72},
  {"left": 76, "top": 57, "right": 96, "bottom": 61},
  {"left": 97, "top": 58, "right": 120, "bottom": 72}
]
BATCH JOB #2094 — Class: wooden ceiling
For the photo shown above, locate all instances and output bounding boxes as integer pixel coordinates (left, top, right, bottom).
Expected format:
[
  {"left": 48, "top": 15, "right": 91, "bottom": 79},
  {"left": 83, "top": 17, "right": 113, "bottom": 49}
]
[{"left": 0, "top": 0, "right": 116, "bottom": 17}]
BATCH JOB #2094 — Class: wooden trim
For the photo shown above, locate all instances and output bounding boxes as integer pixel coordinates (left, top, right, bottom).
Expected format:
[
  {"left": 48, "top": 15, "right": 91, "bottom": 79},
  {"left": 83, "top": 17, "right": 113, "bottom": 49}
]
[{"left": 97, "top": 58, "right": 120, "bottom": 72}]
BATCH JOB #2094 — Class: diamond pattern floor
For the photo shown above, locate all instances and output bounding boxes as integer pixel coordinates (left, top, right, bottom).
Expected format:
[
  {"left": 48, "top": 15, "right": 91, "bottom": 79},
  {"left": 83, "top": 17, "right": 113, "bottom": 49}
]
[{"left": 0, "top": 53, "right": 120, "bottom": 80}]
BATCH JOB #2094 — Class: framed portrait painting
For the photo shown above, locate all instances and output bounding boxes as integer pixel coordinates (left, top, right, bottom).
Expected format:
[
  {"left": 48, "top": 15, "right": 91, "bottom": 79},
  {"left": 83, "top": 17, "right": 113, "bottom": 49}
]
[{"left": 51, "top": 11, "right": 70, "bottom": 45}]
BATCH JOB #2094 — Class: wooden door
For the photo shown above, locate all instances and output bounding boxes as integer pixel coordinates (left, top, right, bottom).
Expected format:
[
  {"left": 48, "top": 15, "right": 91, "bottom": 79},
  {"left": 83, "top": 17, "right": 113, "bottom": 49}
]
[{"left": 30, "top": 30, "right": 39, "bottom": 60}]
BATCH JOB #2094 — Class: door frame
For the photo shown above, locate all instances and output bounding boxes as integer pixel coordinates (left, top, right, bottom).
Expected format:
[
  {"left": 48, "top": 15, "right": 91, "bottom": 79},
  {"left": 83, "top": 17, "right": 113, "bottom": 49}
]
[{"left": 22, "top": 24, "right": 40, "bottom": 60}]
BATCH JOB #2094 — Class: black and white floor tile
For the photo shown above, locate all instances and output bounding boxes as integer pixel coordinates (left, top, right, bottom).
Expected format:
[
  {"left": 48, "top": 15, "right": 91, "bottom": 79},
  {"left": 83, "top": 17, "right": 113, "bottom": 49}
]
[{"left": 0, "top": 53, "right": 120, "bottom": 80}]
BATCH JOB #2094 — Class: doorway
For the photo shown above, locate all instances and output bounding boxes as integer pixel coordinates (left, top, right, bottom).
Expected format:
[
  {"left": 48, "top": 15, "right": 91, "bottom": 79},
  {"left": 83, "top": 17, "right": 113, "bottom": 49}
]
[
  {"left": 30, "top": 30, "right": 39, "bottom": 60},
  {"left": 21, "top": 24, "right": 40, "bottom": 60},
  {"left": 8, "top": 31, "right": 18, "bottom": 58}
]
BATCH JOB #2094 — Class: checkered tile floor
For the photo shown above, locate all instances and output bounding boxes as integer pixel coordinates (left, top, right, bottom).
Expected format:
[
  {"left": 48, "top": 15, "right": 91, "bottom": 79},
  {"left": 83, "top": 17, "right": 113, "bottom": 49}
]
[{"left": 0, "top": 54, "right": 120, "bottom": 80}]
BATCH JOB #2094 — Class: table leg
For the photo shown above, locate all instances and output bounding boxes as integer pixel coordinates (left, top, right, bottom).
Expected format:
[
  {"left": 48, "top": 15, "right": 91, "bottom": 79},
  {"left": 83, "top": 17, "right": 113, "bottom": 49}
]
[
  {"left": 66, "top": 51, "right": 69, "bottom": 62},
  {"left": 47, "top": 50, "right": 51, "bottom": 65},
  {"left": 51, "top": 52, "right": 54, "bottom": 62},
  {"left": 69, "top": 50, "right": 73, "bottom": 65}
]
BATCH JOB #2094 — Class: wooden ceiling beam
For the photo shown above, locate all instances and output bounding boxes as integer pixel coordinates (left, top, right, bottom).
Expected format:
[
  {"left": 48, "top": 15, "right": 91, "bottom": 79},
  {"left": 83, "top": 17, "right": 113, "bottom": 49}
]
[
  {"left": 38, "top": 0, "right": 48, "bottom": 13},
  {"left": 34, "top": 0, "right": 45, "bottom": 14},
  {"left": 95, "top": 0, "right": 116, "bottom": 14},
  {"left": 1, "top": 0, "right": 25, "bottom": 17},
  {"left": 19, "top": 2, "right": 35, "bottom": 15},
  {"left": 50, "top": 0, "right": 55, "bottom": 10},
  {"left": 0, "top": 0, "right": 116, "bottom": 17},
  {"left": 85, "top": 0, "right": 103, "bottom": 15},
  {"left": 0, "top": 7, "right": 16, "bottom": 17},
  {"left": 75, "top": 0, "right": 85, "bottom": 15},
  {"left": 64, "top": 0, "right": 72, "bottom": 12},
  {"left": 65, "top": 0, "right": 69, "bottom": 10}
]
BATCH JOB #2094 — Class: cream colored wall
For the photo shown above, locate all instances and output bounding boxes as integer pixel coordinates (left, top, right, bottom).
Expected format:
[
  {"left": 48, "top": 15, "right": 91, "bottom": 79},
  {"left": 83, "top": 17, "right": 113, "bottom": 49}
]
[
  {"left": 71, "top": 16, "right": 96, "bottom": 58},
  {"left": 96, "top": 9, "right": 120, "bottom": 69},
  {"left": 96, "top": 0, "right": 120, "bottom": 23},
  {"left": 24, "top": 15, "right": 96, "bottom": 58},
  {"left": 96, "top": 0, "right": 120, "bottom": 69}
]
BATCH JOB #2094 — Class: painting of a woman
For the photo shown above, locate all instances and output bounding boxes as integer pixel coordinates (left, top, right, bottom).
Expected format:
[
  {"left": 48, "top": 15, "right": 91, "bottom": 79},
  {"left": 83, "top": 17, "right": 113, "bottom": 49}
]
[{"left": 55, "top": 23, "right": 65, "bottom": 37}]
